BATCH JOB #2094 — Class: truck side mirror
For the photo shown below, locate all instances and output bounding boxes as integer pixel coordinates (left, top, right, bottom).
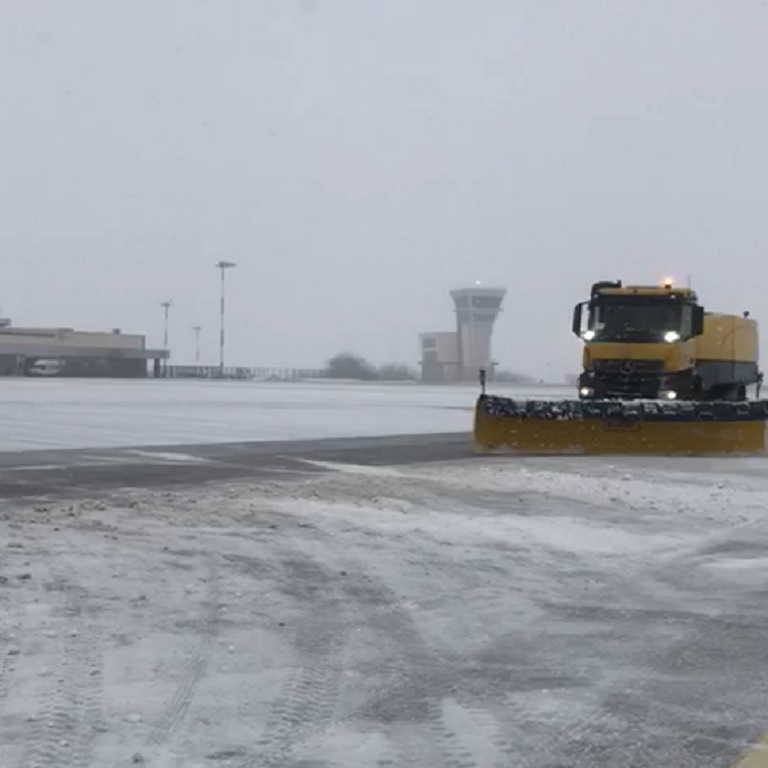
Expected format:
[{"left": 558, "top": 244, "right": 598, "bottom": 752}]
[
  {"left": 572, "top": 303, "right": 583, "bottom": 337},
  {"left": 692, "top": 306, "right": 705, "bottom": 336}
]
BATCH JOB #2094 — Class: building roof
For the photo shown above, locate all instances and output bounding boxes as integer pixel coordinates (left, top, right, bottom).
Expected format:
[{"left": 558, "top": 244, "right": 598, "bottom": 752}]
[
  {"left": 0, "top": 342, "right": 168, "bottom": 359},
  {"left": 450, "top": 286, "right": 507, "bottom": 297},
  {"left": 0, "top": 325, "right": 168, "bottom": 359}
]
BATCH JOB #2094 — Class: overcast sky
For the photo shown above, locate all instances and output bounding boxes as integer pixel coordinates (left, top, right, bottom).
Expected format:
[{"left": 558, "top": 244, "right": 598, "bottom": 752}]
[{"left": 2, "top": 1, "right": 768, "bottom": 377}]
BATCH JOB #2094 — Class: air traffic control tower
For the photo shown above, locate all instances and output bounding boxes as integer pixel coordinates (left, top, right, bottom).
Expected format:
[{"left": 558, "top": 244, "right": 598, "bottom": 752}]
[{"left": 450, "top": 286, "right": 507, "bottom": 381}]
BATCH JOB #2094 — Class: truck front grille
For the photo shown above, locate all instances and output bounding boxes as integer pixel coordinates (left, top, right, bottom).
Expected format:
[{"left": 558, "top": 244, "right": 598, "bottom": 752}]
[{"left": 592, "top": 359, "right": 665, "bottom": 374}]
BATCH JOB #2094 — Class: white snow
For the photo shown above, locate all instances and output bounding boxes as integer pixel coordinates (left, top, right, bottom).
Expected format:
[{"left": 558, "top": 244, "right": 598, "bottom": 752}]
[
  {"left": 3, "top": 453, "right": 768, "bottom": 765},
  {"left": 705, "top": 556, "right": 768, "bottom": 571},
  {"left": 122, "top": 450, "right": 212, "bottom": 464},
  {"left": 413, "top": 461, "right": 768, "bottom": 529},
  {"left": 0, "top": 378, "right": 571, "bottom": 452}
]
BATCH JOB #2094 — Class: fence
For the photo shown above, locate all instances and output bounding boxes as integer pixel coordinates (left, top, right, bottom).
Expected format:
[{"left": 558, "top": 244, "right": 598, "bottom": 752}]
[{"left": 165, "top": 366, "right": 327, "bottom": 381}]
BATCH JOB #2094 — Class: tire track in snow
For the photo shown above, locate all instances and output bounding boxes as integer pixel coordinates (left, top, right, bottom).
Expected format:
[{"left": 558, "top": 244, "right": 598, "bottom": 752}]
[
  {"left": 18, "top": 582, "right": 105, "bottom": 768},
  {"left": 0, "top": 605, "right": 18, "bottom": 715},
  {"left": 0, "top": 603, "right": 23, "bottom": 759},
  {"left": 339, "top": 569, "right": 487, "bottom": 768},
  {"left": 305, "top": 476, "right": 522, "bottom": 767},
  {"left": 259, "top": 536, "right": 497, "bottom": 766},
  {"left": 0, "top": 651, "right": 13, "bottom": 711},
  {"left": 61, "top": 586, "right": 106, "bottom": 768},
  {"left": 0, "top": 570, "right": 24, "bottom": 718},
  {"left": 143, "top": 556, "right": 220, "bottom": 756},
  {"left": 239, "top": 553, "right": 347, "bottom": 768},
  {"left": 271, "top": 473, "right": 520, "bottom": 766}
]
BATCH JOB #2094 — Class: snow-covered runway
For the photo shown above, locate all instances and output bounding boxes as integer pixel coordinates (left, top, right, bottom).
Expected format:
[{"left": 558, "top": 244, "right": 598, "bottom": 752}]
[
  {"left": 2, "top": 450, "right": 768, "bottom": 767},
  {"left": 0, "top": 379, "right": 569, "bottom": 451}
]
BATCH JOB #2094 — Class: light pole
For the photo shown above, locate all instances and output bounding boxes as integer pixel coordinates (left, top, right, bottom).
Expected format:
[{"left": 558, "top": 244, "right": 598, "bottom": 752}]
[
  {"left": 192, "top": 325, "right": 202, "bottom": 365},
  {"left": 161, "top": 300, "right": 173, "bottom": 376},
  {"left": 215, "top": 261, "right": 237, "bottom": 377}
]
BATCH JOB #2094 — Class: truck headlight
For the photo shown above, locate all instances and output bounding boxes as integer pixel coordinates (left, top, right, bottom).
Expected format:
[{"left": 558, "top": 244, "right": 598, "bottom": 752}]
[
  {"left": 661, "top": 390, "right": 677, "bottom": 400},
  {"left": 663, "top": 331, "right": 680, "bottom": 343},
  {"left": 579, "top": 387, "right": 593, "bottom": 397},
  {"left": 582, "top": 330, "right": 596, "bottom": 341}
]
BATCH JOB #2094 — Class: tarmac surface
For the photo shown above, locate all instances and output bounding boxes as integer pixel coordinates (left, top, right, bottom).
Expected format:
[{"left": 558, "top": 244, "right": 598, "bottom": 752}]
[
  {"left": 1, "top": 435, "right": 767, "bottom": 767},
  {"left": 0, "top": 432, "right": 472, "bottom": 498}
]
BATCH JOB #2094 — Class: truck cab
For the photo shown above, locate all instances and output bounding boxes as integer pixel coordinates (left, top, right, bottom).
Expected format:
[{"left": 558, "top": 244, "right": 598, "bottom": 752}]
[{"left": 572, "top": 280, "right": 758, "bottom": 401}]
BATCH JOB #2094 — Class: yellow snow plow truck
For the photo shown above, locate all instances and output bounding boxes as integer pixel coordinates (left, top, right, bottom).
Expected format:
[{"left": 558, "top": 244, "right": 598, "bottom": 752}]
[{"left": 473, "top": 279, "right": 768, "bottom": 455}]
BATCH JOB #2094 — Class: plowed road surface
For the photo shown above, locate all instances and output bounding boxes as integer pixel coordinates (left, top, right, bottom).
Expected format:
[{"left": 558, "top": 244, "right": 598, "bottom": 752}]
[{"left": 1, "top": 436, "right": 767, "bottom": 767}]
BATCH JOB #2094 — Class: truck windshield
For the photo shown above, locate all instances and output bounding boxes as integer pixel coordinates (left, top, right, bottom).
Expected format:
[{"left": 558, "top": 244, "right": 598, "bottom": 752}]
[{"left": 588, "top": 299, "right": 684, "bottom": 342}]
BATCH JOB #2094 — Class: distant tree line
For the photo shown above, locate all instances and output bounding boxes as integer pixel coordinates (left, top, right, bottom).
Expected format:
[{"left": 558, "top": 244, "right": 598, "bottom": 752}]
[
  {"left": 325, "top": 353, "right": 418, "bottom": 381},
  {"left": 493, "top": 369, "right": 537, "bottom": 385}
]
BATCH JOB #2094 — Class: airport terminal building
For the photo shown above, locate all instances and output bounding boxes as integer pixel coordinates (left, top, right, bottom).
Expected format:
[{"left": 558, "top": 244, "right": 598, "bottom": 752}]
[{"left": 0, "top": 317, "right": 168, "bottom": 377}]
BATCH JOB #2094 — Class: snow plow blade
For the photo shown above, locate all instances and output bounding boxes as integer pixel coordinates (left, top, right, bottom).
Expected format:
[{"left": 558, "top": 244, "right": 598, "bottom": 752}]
[{"left": 474, "top": 395, "right": 768, "bottom": 455}]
